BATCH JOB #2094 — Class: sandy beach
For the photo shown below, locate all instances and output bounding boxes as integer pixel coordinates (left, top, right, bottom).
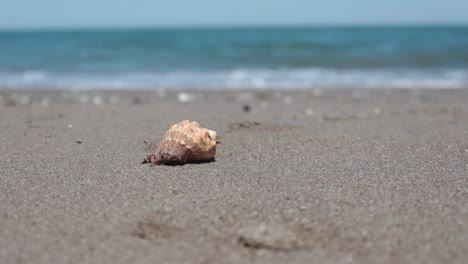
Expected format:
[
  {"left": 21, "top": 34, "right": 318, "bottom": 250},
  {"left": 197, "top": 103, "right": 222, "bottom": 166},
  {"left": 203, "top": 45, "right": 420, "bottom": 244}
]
[{"left": 0, "top": 88, "right": 467, "bottom": 263}]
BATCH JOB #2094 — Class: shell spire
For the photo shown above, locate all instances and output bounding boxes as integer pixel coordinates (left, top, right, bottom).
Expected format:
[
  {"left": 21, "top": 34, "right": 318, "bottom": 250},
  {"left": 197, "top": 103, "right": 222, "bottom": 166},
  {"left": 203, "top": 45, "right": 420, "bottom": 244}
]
[{"left": 144, "top": 120, "right": 217, "bottom": 165}]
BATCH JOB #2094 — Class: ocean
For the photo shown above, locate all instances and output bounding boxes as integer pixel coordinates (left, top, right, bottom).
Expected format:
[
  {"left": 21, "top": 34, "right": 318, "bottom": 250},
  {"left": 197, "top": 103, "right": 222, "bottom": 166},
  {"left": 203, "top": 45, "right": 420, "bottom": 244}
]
[{"left": 1, "top": 26, "right": 468, "bottom": 89}]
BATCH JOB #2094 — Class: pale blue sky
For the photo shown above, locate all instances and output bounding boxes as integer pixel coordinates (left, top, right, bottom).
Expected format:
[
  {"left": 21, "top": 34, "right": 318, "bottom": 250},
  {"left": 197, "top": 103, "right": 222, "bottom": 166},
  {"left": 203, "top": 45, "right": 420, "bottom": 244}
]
[{"left": 0, "top": 0, "right": 467, "bottom": 29}]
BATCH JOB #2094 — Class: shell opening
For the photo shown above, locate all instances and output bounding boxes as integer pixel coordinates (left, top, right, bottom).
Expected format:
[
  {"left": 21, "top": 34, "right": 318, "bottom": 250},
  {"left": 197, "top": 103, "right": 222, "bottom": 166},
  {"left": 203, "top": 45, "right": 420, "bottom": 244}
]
[{"left": 208, "top": 130, "right": 217, "bottom": 141}]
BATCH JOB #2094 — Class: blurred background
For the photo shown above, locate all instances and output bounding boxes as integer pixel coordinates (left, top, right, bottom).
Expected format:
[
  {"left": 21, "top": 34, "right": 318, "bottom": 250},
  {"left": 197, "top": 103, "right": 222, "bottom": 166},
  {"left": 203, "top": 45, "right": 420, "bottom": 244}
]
[{"left": 0, "top": 0, "right": 467, "bottom": 89}]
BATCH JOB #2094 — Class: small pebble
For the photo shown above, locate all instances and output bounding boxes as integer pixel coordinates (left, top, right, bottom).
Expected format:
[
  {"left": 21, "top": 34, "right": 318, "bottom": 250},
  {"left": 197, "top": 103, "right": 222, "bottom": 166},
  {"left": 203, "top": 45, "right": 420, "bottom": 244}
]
[
  {"left": 177, "top": 92, "right": 196, "bottom": 102},
  {"left": 361, "top": 229, "right": 368, "bottom": 236},
  {"left": 132, "top": 96, "right": 142, "bottom": 104},
  {"left": 243, "top": 104, "right": 250, "bottom": 112},
  {"left": 76, "top": 140, "right": 82, "bottom": 144}
]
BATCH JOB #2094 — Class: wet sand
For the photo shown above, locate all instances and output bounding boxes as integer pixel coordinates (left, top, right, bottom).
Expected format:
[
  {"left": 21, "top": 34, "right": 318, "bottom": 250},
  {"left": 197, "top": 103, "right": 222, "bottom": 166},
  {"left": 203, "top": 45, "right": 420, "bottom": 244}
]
[{"left": 0, "top": 88, "right": 467, "bottom": 263}]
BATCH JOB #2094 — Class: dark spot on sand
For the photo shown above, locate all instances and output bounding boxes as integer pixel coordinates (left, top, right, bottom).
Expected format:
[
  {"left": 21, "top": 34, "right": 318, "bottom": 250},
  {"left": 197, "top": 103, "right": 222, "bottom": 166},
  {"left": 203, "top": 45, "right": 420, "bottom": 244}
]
[
  {"left": 145, "top": 157, "right": 216, "bottom": 166},
  {"left": 0, "top": 94, "right": 17, "bottom": 106},
  {"left": 254, "top": 92, "right": 270, "bottom": 101},
  {"left": 239, "top": 237, "right": 263, "bottom": 250},
  {"left": 242, "top": 104, "right": 250, "bottom": 112},
  {"left": 45, "top": 134, "right": 56, "bottom": 139},
  {"left": 76, "top": 140, "right": 82, "bottom": 144},
  {"left": 25, "top": 120, "right": 39, "bottom": 128},
  {"left": 228, "top": 121, "right": 260, "bottom": 130},
  {"left": 131, "top": 221, "right": 177, "bottom": 240},
  {"left": 132, "top": 96, "right": 142, "bottom": 105},
  {"left": 228, "top": 121, "right": 301, "bottom": 131}
]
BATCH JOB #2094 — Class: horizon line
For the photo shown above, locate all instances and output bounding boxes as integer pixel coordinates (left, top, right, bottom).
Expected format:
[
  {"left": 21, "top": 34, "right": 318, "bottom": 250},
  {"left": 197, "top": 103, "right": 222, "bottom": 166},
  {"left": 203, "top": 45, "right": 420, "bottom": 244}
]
[{"left": 1, "top": 22, "right": 467, "bottom": 32}]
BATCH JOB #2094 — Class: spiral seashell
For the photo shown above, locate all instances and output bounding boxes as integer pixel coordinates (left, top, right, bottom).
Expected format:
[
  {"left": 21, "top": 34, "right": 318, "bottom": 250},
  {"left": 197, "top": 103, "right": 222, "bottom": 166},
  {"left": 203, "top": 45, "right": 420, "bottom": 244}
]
[{"left": 144, "top": 120, "right": 216, "bottom": 165}]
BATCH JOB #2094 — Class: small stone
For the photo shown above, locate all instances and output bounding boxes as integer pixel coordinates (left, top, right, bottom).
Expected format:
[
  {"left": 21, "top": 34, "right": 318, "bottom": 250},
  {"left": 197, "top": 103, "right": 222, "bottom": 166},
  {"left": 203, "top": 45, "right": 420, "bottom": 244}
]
[
  {"left": 361, "top": 229, "right": 368, "bottom": 236},
  {"left": 177, "top": 92, "right": 196, "bottom": 102},
  {"left": 238, "top": 223, "right": 299, "bottom": 251}
]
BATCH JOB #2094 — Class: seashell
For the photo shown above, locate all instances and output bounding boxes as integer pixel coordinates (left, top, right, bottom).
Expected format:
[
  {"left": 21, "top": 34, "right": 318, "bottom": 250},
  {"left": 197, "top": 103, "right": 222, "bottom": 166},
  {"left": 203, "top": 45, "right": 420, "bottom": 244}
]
[{"left": 144, "top": 120, "right": 216, "bottom": 165}]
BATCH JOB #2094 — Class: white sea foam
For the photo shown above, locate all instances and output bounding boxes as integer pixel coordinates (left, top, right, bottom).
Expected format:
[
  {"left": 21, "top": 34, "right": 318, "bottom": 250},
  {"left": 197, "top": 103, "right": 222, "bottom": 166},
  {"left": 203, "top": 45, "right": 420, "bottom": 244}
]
[
  {"left": 0, "top": 68, "right": 467, "bottom": 90},
  {"left": 22, "top": 70, "right": 48, "bottom": 82}
]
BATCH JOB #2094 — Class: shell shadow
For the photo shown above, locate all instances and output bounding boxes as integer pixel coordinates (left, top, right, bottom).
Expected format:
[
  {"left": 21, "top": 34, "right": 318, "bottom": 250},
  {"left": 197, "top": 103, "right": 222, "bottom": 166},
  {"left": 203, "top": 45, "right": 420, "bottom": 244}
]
[{"left": 149, "top": 157, "right": 216, "bottom": 166}]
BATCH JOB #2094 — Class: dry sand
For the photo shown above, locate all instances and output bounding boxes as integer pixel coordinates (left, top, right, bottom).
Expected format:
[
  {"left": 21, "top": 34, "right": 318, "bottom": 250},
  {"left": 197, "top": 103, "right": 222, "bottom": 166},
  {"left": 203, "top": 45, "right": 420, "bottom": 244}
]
[{"left": 0, "top": 89, "right": 467, "bottom": 263}]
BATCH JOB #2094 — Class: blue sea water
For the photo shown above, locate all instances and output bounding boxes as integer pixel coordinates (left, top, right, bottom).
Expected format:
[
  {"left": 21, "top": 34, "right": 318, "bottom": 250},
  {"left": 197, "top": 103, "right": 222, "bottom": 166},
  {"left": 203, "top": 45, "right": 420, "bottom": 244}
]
[{"left": 1, "top": 26, "right": 468, "bottom": 89}]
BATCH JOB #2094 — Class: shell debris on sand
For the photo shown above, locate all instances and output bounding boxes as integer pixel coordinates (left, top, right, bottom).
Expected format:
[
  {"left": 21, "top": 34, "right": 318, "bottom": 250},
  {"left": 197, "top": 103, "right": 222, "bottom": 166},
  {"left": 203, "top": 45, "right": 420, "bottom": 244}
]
[
  {"left": 143, "top": 120, "right": 217, "bottom": 165},
  {"left": 238, "top": 223, "right": 300, "bottom": 251}
]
